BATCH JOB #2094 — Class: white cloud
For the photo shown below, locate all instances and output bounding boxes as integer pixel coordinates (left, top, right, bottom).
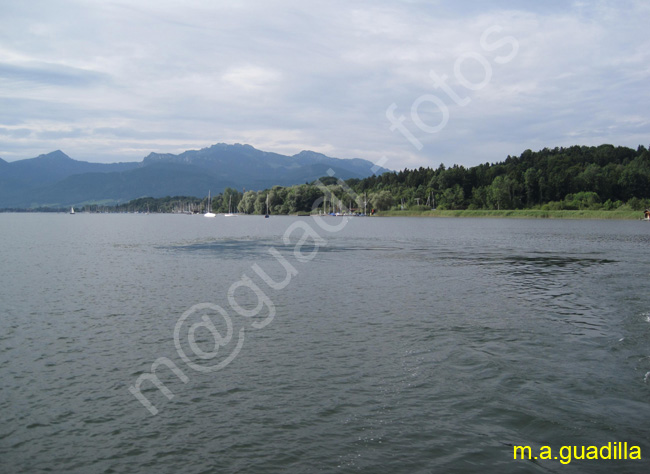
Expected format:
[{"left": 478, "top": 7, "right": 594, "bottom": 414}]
[
  {"left": 221, "top": 65, "right": 282, "bottom": 92},
  {"left": 0, "top": 0, "right": 648, "bottom": 168}
]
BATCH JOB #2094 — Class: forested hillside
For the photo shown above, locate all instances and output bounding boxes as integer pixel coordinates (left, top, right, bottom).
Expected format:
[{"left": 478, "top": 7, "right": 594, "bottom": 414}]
[
  {"left": 349, "top": 144, "right": 650, "bottom": 211},
  {"left": 246, "top": 144, "right": 650, "bottom": 213},
  {"left": 76, "top": 144, "right": 650, "bottom": 215}
]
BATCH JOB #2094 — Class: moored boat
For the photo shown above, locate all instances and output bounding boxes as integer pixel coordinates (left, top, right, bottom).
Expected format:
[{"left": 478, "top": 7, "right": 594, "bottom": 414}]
[{"left": 204, "top": 191, "right": 216, "bottom": 217}]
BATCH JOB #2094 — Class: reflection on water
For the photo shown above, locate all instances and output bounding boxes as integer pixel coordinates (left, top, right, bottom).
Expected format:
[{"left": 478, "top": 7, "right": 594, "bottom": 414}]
[{"left": 165, "top": 238, "right": 282, "bottom": 258}]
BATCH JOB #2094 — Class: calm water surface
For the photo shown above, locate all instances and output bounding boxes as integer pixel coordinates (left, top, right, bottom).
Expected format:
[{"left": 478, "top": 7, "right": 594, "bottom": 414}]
[{"left": 1, "top": 214, "right": 649, "bottom": 473}]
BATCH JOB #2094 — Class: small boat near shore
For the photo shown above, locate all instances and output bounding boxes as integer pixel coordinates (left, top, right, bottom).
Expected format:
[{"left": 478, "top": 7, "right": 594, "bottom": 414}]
[
  {"left": 204, "top": 191, "right": 216, "bottom": 217},
  {"left": 224, "top": 195, "right": 236, "bottom": 217}
]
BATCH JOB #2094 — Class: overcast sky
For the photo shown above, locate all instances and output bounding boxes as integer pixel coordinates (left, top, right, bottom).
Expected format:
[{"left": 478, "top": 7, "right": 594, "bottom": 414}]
[{"left": 1, "top": 0, "right": 648, "bottom": 170}]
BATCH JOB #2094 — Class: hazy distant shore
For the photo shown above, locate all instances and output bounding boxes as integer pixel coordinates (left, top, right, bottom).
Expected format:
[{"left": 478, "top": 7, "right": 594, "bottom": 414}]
[{"left": 1, "top": 209, "right": 646, "bottom": 220}]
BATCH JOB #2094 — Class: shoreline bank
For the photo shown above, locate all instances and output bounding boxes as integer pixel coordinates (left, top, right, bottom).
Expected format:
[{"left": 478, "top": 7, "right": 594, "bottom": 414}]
[{"left": 373, "top": 209, "right": 644, "bottom": 220}]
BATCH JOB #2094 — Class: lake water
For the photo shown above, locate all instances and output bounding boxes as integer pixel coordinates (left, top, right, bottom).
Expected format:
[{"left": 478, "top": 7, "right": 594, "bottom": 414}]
[{"left": 1, "top": 213, "right": 649, "bottom": 473}]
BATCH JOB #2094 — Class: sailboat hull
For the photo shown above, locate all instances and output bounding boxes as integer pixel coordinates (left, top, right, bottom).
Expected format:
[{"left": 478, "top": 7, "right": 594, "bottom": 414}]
[
  {"left": 204, "top": 190, "right": 215, "bottom": 217},
  {"left": 224, "top": 195, "right": 236, "bottom": 216}
]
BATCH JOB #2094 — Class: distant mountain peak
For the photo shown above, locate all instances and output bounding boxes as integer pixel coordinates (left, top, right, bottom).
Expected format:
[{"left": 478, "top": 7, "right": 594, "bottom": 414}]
[
  {"left": 212, "top": 142, "right": 253, "bottom": 149},
  {"left": 35, "top": 150, "right": 73, "bottom": 161},
  {"left": 1, "top": 143, "right": 389, "bottom": 208},
  {"left": 143, "top": 151, "right": 175, "bottom": 161},
  {"left": 293, "top": 150, "right": 328, "bottom": 159}
]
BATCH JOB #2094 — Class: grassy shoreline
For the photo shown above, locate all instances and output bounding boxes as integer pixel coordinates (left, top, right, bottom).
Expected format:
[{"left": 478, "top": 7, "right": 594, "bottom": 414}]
[{"left": 374, "top": 209, "right": 644, "bottom": 219}]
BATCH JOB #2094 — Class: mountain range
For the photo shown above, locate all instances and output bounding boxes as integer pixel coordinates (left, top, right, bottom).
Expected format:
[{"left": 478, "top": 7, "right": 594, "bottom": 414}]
[{"left": 0, "top": 143, "right": 389, "bottom": 208}]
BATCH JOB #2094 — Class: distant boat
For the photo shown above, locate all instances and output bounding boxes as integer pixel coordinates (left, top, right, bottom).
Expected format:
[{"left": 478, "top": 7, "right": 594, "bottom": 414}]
[
  {"left": 70, "top": 207, "right": 75, "bottom": 214},
  {"left": 265, "top": 194, "right": 270, "bottom": 218},
  {"left": 204, "top": 191, "right": 216, "bottom": 217},
  {"left": 224, "top": 195, "right": 236, "bottom": 217}
]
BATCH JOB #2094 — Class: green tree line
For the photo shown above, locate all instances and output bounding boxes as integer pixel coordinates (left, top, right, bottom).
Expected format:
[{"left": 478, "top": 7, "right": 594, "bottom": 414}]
[
  {"left": 351, "top": 144, "right": 650, "bottom": 212},
  {"left": 106, "top": 144, "right": 650, "bottom": 214}
]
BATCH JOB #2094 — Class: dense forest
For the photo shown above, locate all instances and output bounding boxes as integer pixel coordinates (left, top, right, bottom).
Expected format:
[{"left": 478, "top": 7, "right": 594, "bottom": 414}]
[
  {"left": 349, "top": 143, "right": 650, "bottom": 212},
  {"left": 74, "top": 144, "right": 650, "bottom": 214}
]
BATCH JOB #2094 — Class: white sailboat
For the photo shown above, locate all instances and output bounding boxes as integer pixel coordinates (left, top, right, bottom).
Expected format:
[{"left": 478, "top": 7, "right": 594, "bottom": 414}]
[
  {"left": 224, "top": 195, "right": 236, "bottom": 217},
  {"left": 70, "top": 206, "right": 75, "bottom": 214},
  {"left": 265, "top": 194, "right": 270, "bottom": 218},
  {"left": 204, "top": 191, "right": 216, "bottom": 217}
]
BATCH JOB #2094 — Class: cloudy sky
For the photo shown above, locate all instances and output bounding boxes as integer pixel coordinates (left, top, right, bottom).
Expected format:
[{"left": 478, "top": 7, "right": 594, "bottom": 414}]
[{"left": 1, "top": 0, "right": 648, "bottom": 170}]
